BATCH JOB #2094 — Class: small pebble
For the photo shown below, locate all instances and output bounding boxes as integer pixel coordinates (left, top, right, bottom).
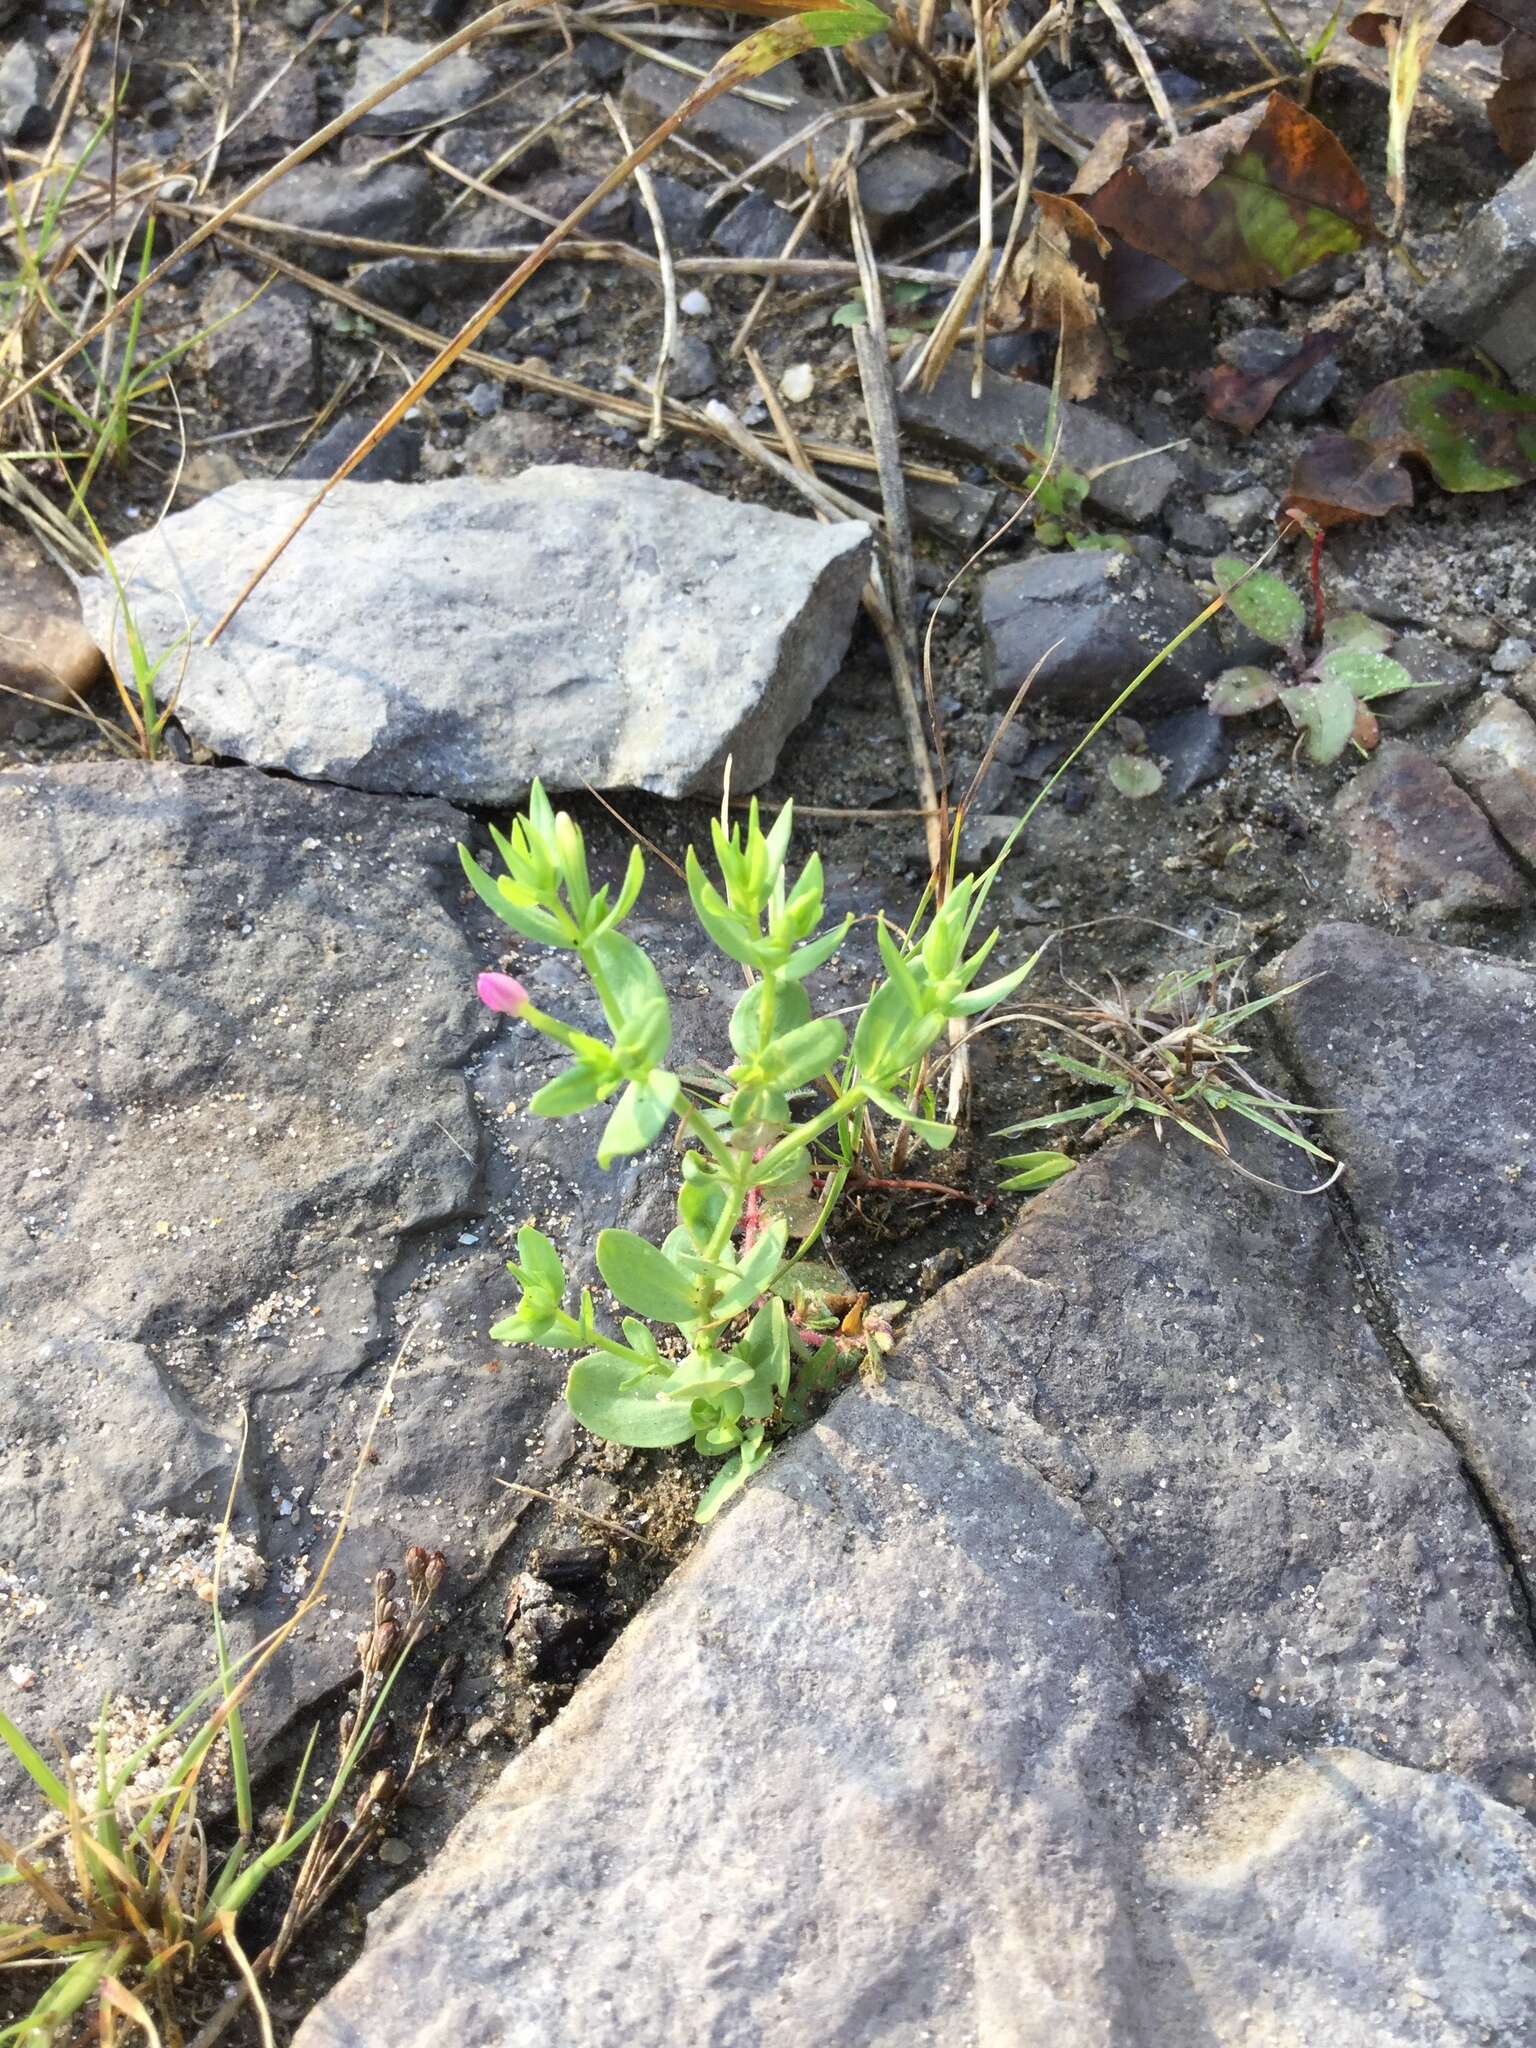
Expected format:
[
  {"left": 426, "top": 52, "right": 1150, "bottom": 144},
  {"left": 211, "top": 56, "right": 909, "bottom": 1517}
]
[
  {"left": 780, "top": 362, "right": 816, "bottom": 403},
  {"left": 377, "top": 1838, "right": 411, "bottom": 1867},
  {"left": 1491, "top": 636, "right": 1534, "bottom": 674},
  {"left": 679, "top": 288, "right": 711, "bottom": 318}
]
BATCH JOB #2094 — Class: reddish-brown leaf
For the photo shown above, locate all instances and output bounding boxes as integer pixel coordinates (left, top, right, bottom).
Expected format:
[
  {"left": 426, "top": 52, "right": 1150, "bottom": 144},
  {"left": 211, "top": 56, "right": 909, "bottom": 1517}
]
[
  {"left": 1200, "top": 331, "right": 1339, "bottom": 434},
  {"left": 1282, "top": 432, "right": 1415, "bottom": 528},
  {"left": 1491, "top": 29, "right": 1536, "bottom": 162},
  {"left": 1087, "top": 93, "right": 1374, "bottom": 293}
]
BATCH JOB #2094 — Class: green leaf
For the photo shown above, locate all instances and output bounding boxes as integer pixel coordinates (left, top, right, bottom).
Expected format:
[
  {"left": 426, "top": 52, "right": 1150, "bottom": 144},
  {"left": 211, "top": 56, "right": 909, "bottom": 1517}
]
[
  {"left": 998, "top": 1150, "right": 1077, "bottom": 1192},
  {"left": 736, "top": 1296, "right": 790, "bottom": 1418},
  {"left": 1315, "top": 646, "right": 1418, "bottom": 700},
  {"left": 529, "top": 1060, "right": 611, "bottom": 1117},
  {"left": 830, "top": 293, "right": 868, "bottom": 329},
  {"left": 865, "top": 1084, "right": 957, "bottom": 1150},
  {"left": 1214, "top": 557, "right": 1305, "bottom": 651},
  {"left": 1207, "top": 665, "right": 1280, "bottom": 716},
  {"left": 1107, "top": 752, "right": 1163, "bottom": 798},
  {"left": 1280, "top": 675, "right": 1358, "bottom": 764},
  {"left": 782, "top": 915, "right": 852, "bottom": 981},
  {"left": 515, "top": 1227, "right": 565, "bottom": 1297},
  {"left": 685, "top": 848, "right": 765, "bottom": 967},
  {"left": 0, "top": 1709, "right": 69, "bottom": 1814},
  {"left": 708, "top": 1219, "right": 790, "bottom": 1319},
  {"left": 565, "top": 1353, "right": 697, "bottom": 1448},
  {"left": 730, "top": 977, "right": 811, "bottom": 1058},
  {"left": 747, "top": 1014, "right": 847, "bottom": 1092},
  {"left": 1322, "top": 610, "right": 1394, "bottom": 653},
  {"left": 589, "top": 932, "right": 670, "bottom": 1049},
  {"left": 693, "top": 1432, "right": 773, "bottom": 1522},
  {"left": 1351, "top": 368, "right": 1536, "bottom": 494},
  {"left": 596, "top": 1071, "right": 680, "bottom": 1169},
  {"left": 596, "top": 1225, "right": 700, "bottom": 1325}
]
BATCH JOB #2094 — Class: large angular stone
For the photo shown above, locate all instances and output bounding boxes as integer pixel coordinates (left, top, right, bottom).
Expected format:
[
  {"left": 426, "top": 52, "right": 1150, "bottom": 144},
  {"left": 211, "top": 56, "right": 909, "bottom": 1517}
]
[
  {"left": 1275, "top": 923, "right": 1536, "bottom": 1573},
  {"left": 898, "top": 357, "right": 1179, "bottom": 524},
  {"left": 298, "top": 1129, "right": 1536, "bottom": 2048},
  {"left": 1445, "top": 693, "right": 1536, "bottom": 863},
  {"left": 979, "top": 549, "right": 1230, "bottom": 713},
  {"left": 1334, "top": 741, "right": 1527, "bottom": 924},
  {"left": 913, "top": 1128, "right": 1536, "bottom": 1790},
  {"left": 622, "top": 56, "right": 964, "bottom": 240},
  {"left": 250, "top": 160, "right": 437, "bottom": 279},
  {"left": 74, "top": 472, "right": 871, "bottom": 804},
  {"left": 1424, "top": 154, "right": 1536, "bottom": 392},
  {"left": 345, "top": 33, "right": 492, "bottom": 136},
  {"left": 0, "top": 766, "right": 569, "bottom": 1805}
]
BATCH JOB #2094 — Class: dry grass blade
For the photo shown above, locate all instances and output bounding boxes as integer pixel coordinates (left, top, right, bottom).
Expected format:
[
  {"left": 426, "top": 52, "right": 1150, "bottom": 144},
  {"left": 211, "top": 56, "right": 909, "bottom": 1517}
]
[
  {"left": 605, "top": 96, "right": 677, "bottom": 446},
  {"left": 0, "top": 1, "right": 529, "bottom": 428},
  {"left": 1092, "top": 0, "right": 1180, "bottom": 139}
]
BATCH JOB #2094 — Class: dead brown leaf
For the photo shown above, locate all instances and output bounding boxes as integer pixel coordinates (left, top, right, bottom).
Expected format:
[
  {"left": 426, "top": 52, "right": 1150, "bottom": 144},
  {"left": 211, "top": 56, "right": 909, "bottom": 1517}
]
[
  {"left": 1347, "top": 2, "right": 1511, "bottom": 46},
  {"left": 994, "top": 191, "right": 1113, "bottom": 400},
  {"left": 1282, "top": 431, "right": 1415, "bottom": 527},
  {"left": 1200, "top": 331, "right": 1340, "bottom": 434},
  {"left": 1086, "top": 93, "right": 1374, "bottom": 294},
  {"left": 1491, "top": 29, "right": 1536, "bottom": 161}
]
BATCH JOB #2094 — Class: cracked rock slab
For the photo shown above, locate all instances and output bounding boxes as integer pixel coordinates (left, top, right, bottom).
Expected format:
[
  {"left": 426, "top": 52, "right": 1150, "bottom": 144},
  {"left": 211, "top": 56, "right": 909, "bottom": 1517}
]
[
  {"left": 299, "top": 1129, "right": 1536, "bottom": 2048},
  {"left": 0, "top": 764, "right": 568, "bottom": 1796},
  {"left": 1335, "top": 741, "right": 1527, "bottom": 924},
  {"left": 1275, "top": 923, "right": 1536, "bottom": 1580},
  {"left": 74, "top": 472, "right": 870, "bottom": 805}
]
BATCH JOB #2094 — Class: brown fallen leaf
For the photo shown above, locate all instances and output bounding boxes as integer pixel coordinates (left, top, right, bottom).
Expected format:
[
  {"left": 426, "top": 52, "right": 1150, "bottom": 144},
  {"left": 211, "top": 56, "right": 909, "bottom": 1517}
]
[
  {"left": 1087, "top": 93, "right": 1374, "bottom": 294},
  {"left": 1352, "top": 367, "right": 1536, "bottom": 488},
  {"left": 1282, "top": 431, "right": 1415, "bottom": 527},
  {"left": 1491, "top": 29, "right": 1536, "bottom": 161},
  {"left": 994, "top": 192, "right": 1113, "bottom": 400},
  {"left": 1200, "top": 331, "right": 1340, "bottom": 434}
]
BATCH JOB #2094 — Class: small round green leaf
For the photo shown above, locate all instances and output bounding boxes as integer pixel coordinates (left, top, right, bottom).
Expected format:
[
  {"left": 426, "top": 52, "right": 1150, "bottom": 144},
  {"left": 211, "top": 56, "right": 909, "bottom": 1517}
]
[
  {"left": 1280, "top": 676, "right": 1358, "bottom": 764},
  {"left": 566, "top": 1353, "right": 697, "bottom": 1449},
  {"left": 1321, "top": 610, "right": 1393, "bottom": 653},
  {"left": 1315, "top": 647, "right": 1416, "bottom": 701},
  {"left": 1107, "top": 752, "right": 1164, "bottom": 798},
  {"left": 1207, "top": 665, "right": 1280, "bottom": 716},
  {"left": 1214, "top": 556, "right": 1305, "bottom": 650}
]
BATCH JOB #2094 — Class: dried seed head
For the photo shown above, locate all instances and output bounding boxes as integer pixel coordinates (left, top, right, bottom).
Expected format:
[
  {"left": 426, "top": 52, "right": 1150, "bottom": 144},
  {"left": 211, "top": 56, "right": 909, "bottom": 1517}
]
[
  {"left": 404, "top": 1545, "right": 430, "bottom": 1587},
  {"left": 374, "top": 1567, "right": 397, "bottom": 1601},
  {"left": 356, "top": 1629, "right": 375, "bottom": 1664},
  {"left": 373, "top": 1617, "right": 402, "bottom": 1664},
  {"left": 424, "top": 1550, "right": 447, "bottom": 1594}
]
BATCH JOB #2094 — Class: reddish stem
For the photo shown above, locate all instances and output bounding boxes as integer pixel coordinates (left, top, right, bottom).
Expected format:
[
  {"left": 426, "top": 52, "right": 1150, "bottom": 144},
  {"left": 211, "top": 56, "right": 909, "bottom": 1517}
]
[{"left": 1309, "top": 528, "right": 1326, "bottom": 641}]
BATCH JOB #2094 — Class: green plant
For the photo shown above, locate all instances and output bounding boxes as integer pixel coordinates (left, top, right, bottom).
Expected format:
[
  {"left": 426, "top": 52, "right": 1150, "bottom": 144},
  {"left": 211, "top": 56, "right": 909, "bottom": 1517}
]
[
  {"left": 998, "top": 959, "right": 1339, "bottom": 1192},
  {"left": 830, "top": 279, "right": 934, "bottom": 344},
  {"left": 465, "top": 783, "right": 1053, "bottom": 1521},
  {"left": 1205, "top": 554, "right": 1438, "bottom": 764},
  {"left": 0, "top": 1413, "right": 447, "bottom": 2044}
]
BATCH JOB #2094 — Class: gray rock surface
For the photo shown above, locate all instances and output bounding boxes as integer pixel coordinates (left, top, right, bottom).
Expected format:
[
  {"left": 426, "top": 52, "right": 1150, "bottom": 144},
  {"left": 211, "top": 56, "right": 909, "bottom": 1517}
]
[
  {"left": 200, "top": 273, "right": 317, "bottom": 423},
  {"left": 1446, "top": 695, "right": 1536, "bottom": 864},
  {"left": 898, "top": 358, "right": 1179, "bottom": 524},
  {"left": 345, "top": 34, "right": 493, "bottom": 136},
  {"left": 0, "top": 40, "right": 47, "bottom": 145},
  {"left": 1335, "top": 742, "right": 1527, "bottom": 924},
  {"left": 1276, "top": 923, "right": 1536, "bottom": 1579},
  {"left": 74, "top": 471, "right": 871, "bottom": 804},
  {"left": 252, "top": 161, "right": 437, "bottom": 278},
  {"left": 623, "top": 57, "right": 964, "bottom": 239},
  {"left": 0, "top": 765, "right": 579, "bottom": 1805},
  {"left": 1424, "top": 155, "right": 1536, "bottom": 393},
  {"left": 979, "top": 549, "right": 1231, "bottom": 713},
  {"left": 298, "top": 1127, "right": 1536, "bottom": 2048}
]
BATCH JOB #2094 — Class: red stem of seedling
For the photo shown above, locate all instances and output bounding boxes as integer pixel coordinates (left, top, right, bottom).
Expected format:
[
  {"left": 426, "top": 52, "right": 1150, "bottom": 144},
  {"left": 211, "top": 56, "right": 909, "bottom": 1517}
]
[{"left": 1309, "top": 529, "right": 1326, "bottom": 641}]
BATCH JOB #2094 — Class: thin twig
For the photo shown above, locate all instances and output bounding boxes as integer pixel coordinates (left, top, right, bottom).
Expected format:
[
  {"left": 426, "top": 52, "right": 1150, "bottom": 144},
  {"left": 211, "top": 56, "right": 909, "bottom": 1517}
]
[{"left": 606, "top": 97, "right": 676, "bottom": 448}]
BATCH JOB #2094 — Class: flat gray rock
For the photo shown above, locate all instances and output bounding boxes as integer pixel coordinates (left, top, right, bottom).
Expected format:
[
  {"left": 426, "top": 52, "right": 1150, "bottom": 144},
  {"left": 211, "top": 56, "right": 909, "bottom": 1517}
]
[
  {"left": 979, "top": 549, "right": 1231, "bottom": 713},
  {"left": 1275, "top": 923, "right": 1536, "bottom": 1578},
  {"left": 898, "top": 358, "right": 1179, "bottom": 524},
  {"left": 74, "top": 472, "right": 870, "bottom": 804},
  {"left": 1335, "top": 741, "right": 1527, "bottom": 924},
  {"left": 1424, "top": 155, "right": 1536, "bottom": 393},
  {"left": 298, "top": 1128, "right": 1536, "bottom": 2048},
  {"left": 0, "top": 765, "right": 577, "bottom": 1801},
  {"left": 345, "top": 33, "right": 492, "bottom": 136}
]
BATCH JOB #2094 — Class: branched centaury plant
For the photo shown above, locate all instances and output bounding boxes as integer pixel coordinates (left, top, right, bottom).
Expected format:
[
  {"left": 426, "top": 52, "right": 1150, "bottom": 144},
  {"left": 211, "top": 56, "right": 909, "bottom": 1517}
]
[{"left": 463, "top": 783, "right": 1045, "bottom": 1522}]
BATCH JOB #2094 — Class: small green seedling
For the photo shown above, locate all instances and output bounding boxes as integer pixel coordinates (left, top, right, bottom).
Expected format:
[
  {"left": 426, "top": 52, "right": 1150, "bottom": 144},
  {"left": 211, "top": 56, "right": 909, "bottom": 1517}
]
[
  {"left": 831, "top": 279, "right": 934, "bottom": 344},
  {"left": 465, "top": 784, "right": 1060, "bottom": 1521},
  {"left": 998, "top": 958, "right": 1338, "bottom": 1192},
  {"left": 1207, "top": 554, "right": 1438, "bottom": 764}
]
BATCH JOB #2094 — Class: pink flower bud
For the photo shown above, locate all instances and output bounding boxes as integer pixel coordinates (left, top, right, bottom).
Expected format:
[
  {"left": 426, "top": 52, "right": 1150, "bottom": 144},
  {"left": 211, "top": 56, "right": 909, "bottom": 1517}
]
[{"left": 478, "top": 972, "right": 529, "bottom": 1016}]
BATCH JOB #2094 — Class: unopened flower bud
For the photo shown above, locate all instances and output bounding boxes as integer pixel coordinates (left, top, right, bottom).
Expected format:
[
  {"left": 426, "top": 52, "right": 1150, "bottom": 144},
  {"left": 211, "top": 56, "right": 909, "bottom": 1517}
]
[{"left": 477, "top": 972, "right": 529, "bottom": 1016}]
